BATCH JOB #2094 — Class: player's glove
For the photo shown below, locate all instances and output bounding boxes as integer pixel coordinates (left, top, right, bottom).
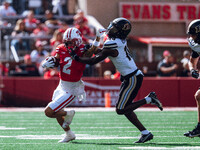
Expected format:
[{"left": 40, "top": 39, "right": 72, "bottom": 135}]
[
  {"left": 41, "top": 56, "right": 56, "bottom": 68},
  {"left": 96, "top": 28, "right": 106, "bottom": 37},
  {"left": 84, "top": 44, "right": 92, "bottom": 51},
  {"left": 69, "top": 49, "right": 80, "bottom": 61},
  {"left": 191, "top": 69, "right": 199, "bottom": 79}
]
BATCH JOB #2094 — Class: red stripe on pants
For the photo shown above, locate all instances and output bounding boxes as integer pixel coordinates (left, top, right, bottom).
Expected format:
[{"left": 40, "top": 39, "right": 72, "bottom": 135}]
[{"left": 53, "top": 95, "right": 74, "bottom": 112}]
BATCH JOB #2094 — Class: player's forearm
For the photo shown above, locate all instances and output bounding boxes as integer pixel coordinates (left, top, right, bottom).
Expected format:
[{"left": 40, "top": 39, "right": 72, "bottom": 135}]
[
  {"left": 78, "top": 57, "right": 98, "bottom": 65},
  {"left": 83, "top": 46, "right": 98, "bottom": 57},
  {"left": 83, "top": 37, "right": 101, "bottom": 57},
  {"left": 79, "top": 52, "right": 106, "bottom": 65}
]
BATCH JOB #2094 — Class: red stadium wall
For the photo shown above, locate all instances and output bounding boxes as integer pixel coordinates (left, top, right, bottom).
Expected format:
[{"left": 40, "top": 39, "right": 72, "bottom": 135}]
[{"left": 1, "top": 77, "right": 199, "bottom": 107}]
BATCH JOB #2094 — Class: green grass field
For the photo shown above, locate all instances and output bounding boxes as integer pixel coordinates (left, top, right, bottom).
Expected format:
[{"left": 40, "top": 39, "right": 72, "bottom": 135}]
[{"left": 0, "top": 108, "right": 200, "bottom": 150}]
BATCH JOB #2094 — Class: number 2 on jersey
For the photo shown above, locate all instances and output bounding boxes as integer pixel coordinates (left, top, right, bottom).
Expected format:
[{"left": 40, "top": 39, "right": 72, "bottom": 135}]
[{"left": 63, "top": 57, "right": 72, "bottom": 74}]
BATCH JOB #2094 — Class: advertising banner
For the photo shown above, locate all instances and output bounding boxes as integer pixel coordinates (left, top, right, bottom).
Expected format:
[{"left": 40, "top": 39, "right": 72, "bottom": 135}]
[{"left": 119, "top": 2, "right": 200, "bottom": 22}]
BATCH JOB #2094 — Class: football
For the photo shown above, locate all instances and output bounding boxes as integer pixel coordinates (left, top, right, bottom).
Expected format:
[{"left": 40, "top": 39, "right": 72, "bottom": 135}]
[
  {"left": 46, "top": 56, "right": 59, "bottom": 67},
  {"left": 42, "top": 56, "right": 60, "bottom": 68}
]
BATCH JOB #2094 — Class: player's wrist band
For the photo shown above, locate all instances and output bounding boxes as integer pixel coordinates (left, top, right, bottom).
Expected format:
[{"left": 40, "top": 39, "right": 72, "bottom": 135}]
[{"left": 93, "top": 40, "right": 100, "bottom": 47}]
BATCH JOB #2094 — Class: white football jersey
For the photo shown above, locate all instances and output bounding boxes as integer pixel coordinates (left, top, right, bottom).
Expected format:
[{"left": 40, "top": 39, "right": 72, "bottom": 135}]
[
  {"left": 104, "top": 38, "right": 138, "bottom": 76},
  {"left": 188, "top": 37, "right": 200, "bottom": 53}
]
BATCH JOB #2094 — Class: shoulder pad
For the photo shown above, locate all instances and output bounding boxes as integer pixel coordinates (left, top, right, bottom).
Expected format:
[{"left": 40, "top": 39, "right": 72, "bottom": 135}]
[{"left": 103, "top": 40, "right": 118, "bottom": 49}]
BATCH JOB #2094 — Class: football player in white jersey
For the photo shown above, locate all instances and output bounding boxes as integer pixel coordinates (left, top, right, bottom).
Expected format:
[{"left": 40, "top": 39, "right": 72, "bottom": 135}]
[
  {"left": 184, "top": 19, "right": 200, "bottom": 138},
  {"left": 70, "top": 17, "right": 163, "bottom": 143}
]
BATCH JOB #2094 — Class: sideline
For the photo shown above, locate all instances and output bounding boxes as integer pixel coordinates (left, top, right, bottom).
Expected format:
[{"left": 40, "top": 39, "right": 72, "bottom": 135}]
[{"left": 0, "top": 107, "right": 197, "bottom": 112}]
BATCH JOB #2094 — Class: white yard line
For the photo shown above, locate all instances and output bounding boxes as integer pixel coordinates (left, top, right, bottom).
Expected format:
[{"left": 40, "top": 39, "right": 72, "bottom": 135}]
[
  {"left": 0, "top": 126, "right": 26, "bottom": 130},
  {"left": 1, "top": 133, "right": 200, "bottom": 149},
  {"left": 0, "top": 134, "right": 138, "bottom": 140},
  {"left": 0, "top": 134, "right": 195, "bottom": 140},
  {"left": 0, "top": 107, "right": 197, "bottom": 112},
  {"left": 119, "top": 146, "right": 200, "bottom": 150}
]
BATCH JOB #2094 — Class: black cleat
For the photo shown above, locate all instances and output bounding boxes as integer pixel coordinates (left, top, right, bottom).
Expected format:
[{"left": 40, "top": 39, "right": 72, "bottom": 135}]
[
  {"left": 135, "top": 132, "right": 153, "bottom": 143},
  {"left": 146, "top": 92, "right": 163, "bottom": 111},
  {"left": 184, "top": 126, "right": 200, "bottom": 138}
]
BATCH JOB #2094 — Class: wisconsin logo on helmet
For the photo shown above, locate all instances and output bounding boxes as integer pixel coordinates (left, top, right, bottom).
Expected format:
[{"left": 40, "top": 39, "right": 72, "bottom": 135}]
[{"left": 63, "top": 27, "right": 83, "bottom": 48}]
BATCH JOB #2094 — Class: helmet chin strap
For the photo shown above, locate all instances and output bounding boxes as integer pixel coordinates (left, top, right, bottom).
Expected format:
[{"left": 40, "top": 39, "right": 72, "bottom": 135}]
[
  {"left": 65, "top": 42, "right": 77, "bottom": 50},
  {"left": 64, "top": 42, "right": 68, "bottom": 48}
]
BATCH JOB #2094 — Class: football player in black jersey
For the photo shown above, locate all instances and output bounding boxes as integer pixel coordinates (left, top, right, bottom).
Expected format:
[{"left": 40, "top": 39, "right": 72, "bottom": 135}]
[
  {"left": 184, "top": 19, "right": 200, "bottom": 138},
  {"left": 70, "top": 17, "right": 163, "bottom": 143}
]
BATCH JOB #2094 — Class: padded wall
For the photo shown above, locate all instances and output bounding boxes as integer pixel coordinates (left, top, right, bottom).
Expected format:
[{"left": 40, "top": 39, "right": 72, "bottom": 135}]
[{"left": 1, "top": 77, "right": 199, "bottom": 107}]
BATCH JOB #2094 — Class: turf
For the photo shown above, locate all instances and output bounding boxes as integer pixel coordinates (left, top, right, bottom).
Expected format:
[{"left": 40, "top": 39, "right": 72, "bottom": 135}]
[{"left": 0, "top": 109, "right": 200, "bottom": 150}]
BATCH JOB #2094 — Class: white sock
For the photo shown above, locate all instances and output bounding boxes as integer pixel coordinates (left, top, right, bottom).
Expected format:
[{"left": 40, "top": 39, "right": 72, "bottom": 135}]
[
  {"left": 67, "top": 110, "right": 72, "bottom": 115},
  {"left": 66, "top": 130, "right": 72, "bottom": 135},
  {"left": 145, "top": 97, "right": 151, "bottom": 104},
  {"left": 141, "top": 130, "right": 150, "bottom": 135}
]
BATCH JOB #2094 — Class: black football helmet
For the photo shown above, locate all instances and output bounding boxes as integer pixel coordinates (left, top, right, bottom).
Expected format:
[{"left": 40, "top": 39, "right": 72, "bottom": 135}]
[
  {"left": 107, "top": 17, "right": 132, "bottom": 39},
  {"left": 187, "top": 19, "right": 200, "bottom": 44}
]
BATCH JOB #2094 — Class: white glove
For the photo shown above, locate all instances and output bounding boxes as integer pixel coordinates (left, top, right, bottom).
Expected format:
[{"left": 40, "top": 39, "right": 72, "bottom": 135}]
[
  {"left": 96, "top": 28, "right": 106, "bottom": 37},
  {"left": 41, "top": 56, "right": 56, "bottom": 68}
]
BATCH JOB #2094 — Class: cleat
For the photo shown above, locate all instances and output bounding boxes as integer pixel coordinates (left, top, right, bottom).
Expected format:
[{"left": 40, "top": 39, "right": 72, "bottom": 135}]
[
  {"left": 58, "top": 131, "right": 76, "bottom": 143},
  {"left": 184, "top": 132, "right": 190, "bottom": 137},
  {"left": 184, "top": 126, "right": 200, "bottom": 138},
  {"left": 135, "top": 132, "right": 153, "bottom": 143},
  {"left": 62, "top": 110, "right": 75, "bottom": 128},
  {"left": 146, "top": 92, "right": 163, "bottom": 111}
]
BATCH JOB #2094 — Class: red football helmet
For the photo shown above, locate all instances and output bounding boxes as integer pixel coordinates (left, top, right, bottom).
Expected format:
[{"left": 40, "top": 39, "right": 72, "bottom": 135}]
[{"left": 63, "top": 27, "right": 82, "bottom": 49}]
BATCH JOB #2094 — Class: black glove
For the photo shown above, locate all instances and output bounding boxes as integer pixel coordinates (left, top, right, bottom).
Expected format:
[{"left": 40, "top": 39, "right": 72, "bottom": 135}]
[
  {"left": 84, "top": 44, "right": 92, "bottom": 51},
  {"left": 69, "top": 49, "right": 80, "bottom": 61},
  {"left": 191, "top": 69, "right": 199, "bottom": 79}
]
